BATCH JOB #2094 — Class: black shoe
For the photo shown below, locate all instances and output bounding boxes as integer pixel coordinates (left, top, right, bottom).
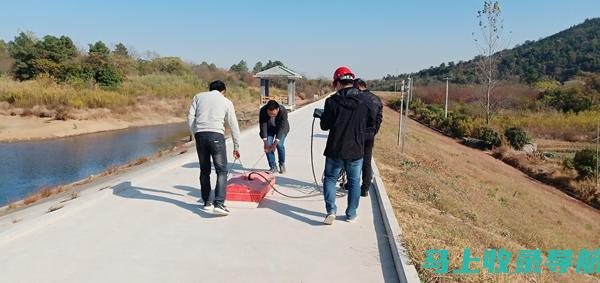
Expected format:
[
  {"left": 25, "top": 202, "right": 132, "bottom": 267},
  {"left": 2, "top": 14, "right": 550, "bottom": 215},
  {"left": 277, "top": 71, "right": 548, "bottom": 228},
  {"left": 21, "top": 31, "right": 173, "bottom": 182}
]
[
  {"left": 279, "top": 163, "right": 286, "bottom": 174},
  {"left": 360, "top": 187, "right": 369, "bottom": 197},
  {"left": 213, "top": 203, "right": 230, "bottom": 216},
  {"left": 268, "top": 166, "right": 278, "bottom": 174}
]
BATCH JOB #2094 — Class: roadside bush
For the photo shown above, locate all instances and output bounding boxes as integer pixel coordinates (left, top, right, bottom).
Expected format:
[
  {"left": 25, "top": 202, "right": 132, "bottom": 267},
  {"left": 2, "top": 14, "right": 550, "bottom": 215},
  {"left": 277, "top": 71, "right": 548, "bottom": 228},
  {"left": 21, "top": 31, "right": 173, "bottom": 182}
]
[
  {"left": 573, "top": 149, "right": 598, "bottom": 178},
  {"left": 409, "top": 97, "right": 425, "bottom": 111},
  {"left": 475, "top": 127, "right": 502, "bottom": 149},
  {"left": 504, "top": 127, "right": 531, "bottom": 150},
  {"left": 417, "top": 105, "right": 444, "bottom": 128},
  {"left": 440, "top": 112, "right": 473, "bottom": 138},
  {"left": 563, "top": 158, "right": 575, "bottom": 170},
  {"left": 387, "top": 98, "right": 404, "bottom": 112}
]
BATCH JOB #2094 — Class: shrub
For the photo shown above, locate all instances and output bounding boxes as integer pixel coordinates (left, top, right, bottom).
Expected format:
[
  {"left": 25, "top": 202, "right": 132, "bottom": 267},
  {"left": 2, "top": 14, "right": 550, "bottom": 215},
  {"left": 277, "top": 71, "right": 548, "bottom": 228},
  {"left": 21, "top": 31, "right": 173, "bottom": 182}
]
[
  {"left": 440, "top": 112, "right": 474, "bottom": 138},
  {"left": 417, "top": 105, "right": 444, "bottom": 128},
  {"left": 56, "top": 62, "right": 95, "bottom": 85},
  {"left": 387, "top": 98, "right": 404, "bottom": 112},
  {"left": 563, "top": 158, "right": 575, "bottom": 170},
  {"left": 538, "top": 87, "right": 592, "bottom": 114},
  {"left": 95, "top": 66, "right": 124, "bottom": 88},
  {"left": 409, "top": 97, "right": 425, "bottom": 111},
  {"left": 475, "top": 127, "right": 502, "bottom": 149},
  {"left": 504, "top": 127, "right": 531, "bottom": 150},
  {"left": 573, "top": 149, "right": 598, "bottom": 178}
]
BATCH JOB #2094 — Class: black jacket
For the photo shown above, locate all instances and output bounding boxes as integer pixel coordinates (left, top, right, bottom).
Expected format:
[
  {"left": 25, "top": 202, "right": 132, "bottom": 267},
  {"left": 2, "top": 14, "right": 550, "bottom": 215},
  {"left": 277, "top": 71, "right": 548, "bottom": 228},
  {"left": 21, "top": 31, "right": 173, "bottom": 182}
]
[
  {"left": 259, "top": 104, "right": 289, "bottom": 139},
  {"left": 320, "top": 87, "right": 375, "bottom": 160},
  {"left": 362, "top": 89, "right": 383, "bottom": 137}
]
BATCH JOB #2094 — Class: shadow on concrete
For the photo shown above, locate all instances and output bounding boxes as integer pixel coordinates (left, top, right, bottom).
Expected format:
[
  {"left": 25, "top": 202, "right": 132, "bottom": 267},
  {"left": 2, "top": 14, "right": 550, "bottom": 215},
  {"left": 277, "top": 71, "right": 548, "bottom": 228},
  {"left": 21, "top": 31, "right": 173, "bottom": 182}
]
[
  {"left": 275, "top": 176, "right": 321, "bottom": 192},
  {"left": 182, "top": 162, "right": 198, "bottom": 169},
  {"left": 173, "top": 185, "right": 202, "bottom": 199},
  {"left": 112, "top": 181, "right": 218, "bottom": 218},
  {"left": 259, "top": 198, "right": 326, "bottom": 226},
  {"left": 369, "top": 188, "right": 401, "bottom": 283}
]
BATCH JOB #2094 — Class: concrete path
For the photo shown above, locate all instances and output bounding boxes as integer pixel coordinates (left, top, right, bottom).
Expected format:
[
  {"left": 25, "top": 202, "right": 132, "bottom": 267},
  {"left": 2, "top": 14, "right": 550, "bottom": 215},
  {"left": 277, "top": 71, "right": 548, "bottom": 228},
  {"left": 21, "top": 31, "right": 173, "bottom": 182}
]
[{"left": 0, "top": 100, "right": 401, "bottom": 283}]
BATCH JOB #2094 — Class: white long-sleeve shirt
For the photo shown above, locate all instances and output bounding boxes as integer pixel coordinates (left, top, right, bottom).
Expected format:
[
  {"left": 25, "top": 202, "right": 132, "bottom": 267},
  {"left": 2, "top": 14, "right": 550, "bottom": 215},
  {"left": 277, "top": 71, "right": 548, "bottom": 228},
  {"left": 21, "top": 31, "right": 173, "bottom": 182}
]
[{"left": 187, "top": 90, "right": 241, "bottom": 151}]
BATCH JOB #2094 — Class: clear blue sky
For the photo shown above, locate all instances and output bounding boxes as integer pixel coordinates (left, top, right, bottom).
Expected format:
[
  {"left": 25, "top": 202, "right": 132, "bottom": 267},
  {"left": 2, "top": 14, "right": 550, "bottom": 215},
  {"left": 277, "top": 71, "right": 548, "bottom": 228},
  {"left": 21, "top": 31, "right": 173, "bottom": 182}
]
[{"left": 1, "top": 0, "right": 598, "bottom": 79}]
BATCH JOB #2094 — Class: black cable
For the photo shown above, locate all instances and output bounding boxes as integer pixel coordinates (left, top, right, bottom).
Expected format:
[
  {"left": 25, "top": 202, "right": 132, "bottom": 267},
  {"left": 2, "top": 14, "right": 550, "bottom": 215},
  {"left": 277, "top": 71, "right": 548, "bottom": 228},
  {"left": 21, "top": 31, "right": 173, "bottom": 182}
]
[
  {"left": 249, "top": 172, "right": 321, "bottom": 199},
  {"left": 227, "top": 114, "right": 346, "bottom": 200},
  {"left": 310, "top": 117, "right": 321, "bottom": 190},
  {"left": 311, "top": 116, "right": 346, "bottom": 197}
]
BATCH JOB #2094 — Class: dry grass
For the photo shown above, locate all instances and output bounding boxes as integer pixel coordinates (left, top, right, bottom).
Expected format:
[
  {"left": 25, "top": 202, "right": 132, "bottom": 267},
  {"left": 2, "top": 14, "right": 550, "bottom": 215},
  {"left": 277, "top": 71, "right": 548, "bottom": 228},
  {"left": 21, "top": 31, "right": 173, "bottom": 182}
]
[
  {"left": 414, "top": 84, "right": 538, "bottom": 110},
  {"left": 0, "top": 74, "right": 263, "bottom": 122},
  {"left": 493, "top": 110, "right": 600, "bottom": 142},
  {"left": 536, "top": 139, "right": 594, "bottom": 153},
  {"left": 492, "top": 146, "right": 600, "bottom": 208},
  {"left": 373, "top": 105, "right": 600, "bottom": 282},
  {"left": 105, "top": 165, "right": 120, "bottom": 175},
  {"left": 39, "top": 187, "right": 55, "bottom": 198},
  {"left": 133, "top": 156, "right": 150, "bottom": 166},
  {"left": 22, "top": 194, "right": 42, "bottom": 206},
  {"left": 0, "top": 76, "right": 133, "bottom": 109},
  {"left": 6, "top": 203, "right": 17, "bottom": 211}
]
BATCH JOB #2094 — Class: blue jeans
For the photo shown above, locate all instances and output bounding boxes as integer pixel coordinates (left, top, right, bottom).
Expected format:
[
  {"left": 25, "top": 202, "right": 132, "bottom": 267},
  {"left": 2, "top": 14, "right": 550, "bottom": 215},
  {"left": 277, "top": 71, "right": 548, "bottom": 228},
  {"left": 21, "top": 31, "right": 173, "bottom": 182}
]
[
  {"left": 322, "top": 157, "right": 363, "bottom": 218},
  {"left": 266, "top": 134, "right": 286, "bottom": 169}
]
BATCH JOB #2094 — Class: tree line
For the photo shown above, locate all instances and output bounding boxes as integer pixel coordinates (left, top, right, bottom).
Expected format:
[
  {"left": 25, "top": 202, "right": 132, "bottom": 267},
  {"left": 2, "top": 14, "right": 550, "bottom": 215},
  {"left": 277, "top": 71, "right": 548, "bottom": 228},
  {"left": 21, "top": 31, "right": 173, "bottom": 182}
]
[
  {"left": 378, "top": 18, "right": 600, "bottom": 87},
  {"left": 0, "top": 32, "right": 242, "bottom": 89}
]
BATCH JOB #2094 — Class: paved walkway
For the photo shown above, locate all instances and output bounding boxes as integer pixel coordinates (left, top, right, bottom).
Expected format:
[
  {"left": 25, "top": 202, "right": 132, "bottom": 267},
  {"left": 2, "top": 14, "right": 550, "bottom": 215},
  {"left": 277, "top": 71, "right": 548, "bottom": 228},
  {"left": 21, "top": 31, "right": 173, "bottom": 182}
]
[{"left": 0, "top": 100, "right": 401, "bottom": 282}]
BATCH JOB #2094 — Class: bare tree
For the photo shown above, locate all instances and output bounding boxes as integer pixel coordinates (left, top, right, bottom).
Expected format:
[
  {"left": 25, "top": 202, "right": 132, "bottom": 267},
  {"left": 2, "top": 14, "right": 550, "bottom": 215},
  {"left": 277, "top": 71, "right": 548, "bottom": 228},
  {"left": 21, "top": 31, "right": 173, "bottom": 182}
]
[{"left": 474, "top": 1, "right": 504, "bottom": 125}]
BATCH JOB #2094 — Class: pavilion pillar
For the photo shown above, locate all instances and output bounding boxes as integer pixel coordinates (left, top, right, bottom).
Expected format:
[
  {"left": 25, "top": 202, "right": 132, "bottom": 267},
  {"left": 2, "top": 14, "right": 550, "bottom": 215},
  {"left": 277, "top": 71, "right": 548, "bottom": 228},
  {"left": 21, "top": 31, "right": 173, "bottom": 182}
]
[{"left": 287, "top": 79, "right": 295, "bottom": 107}]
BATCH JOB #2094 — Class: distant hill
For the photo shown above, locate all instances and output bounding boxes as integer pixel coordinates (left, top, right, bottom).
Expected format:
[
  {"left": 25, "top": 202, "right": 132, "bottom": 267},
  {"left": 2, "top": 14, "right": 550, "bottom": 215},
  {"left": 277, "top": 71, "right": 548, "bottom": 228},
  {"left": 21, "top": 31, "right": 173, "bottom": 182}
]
[{"left": 376, "top": 18, "right": 600, "bottom": 88}]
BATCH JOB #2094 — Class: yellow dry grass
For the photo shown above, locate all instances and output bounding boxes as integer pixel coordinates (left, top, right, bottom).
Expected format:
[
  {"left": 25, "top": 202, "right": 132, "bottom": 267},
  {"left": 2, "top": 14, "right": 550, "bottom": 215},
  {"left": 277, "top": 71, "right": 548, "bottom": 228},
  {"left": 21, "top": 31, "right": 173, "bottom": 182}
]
[{"left": 373, "top": 105, "right": 600, "bottom": 282}]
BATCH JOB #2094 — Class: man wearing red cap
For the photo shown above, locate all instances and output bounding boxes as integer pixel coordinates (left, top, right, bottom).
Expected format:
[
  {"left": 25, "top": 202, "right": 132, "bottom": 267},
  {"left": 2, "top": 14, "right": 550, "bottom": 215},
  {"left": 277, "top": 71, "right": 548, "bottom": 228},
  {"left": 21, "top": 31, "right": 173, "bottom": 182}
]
[{"left": 319, "top": 66, "right": 375, "bottom": 225}]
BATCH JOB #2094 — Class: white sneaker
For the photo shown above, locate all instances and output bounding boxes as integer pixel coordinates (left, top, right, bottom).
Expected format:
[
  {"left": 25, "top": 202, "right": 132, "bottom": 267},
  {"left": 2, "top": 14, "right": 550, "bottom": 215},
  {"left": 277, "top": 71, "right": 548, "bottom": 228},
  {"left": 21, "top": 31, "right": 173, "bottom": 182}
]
[
  {"left": 202, "top": 202, "right": 213, "bottom": 211},
  {"left": 323, "top": 213, "right": 336, "bottom": 225}
]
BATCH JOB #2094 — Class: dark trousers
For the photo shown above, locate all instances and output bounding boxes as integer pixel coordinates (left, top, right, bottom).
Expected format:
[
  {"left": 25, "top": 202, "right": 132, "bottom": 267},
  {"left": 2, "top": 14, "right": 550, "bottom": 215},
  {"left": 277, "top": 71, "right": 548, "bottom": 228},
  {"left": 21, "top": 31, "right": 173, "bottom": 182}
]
[
  {"left": 361, "top": 136, "right": 375, "bottom": 190},
  {"left": 194, "top": 132, "right": 228, "bottom": 205}
]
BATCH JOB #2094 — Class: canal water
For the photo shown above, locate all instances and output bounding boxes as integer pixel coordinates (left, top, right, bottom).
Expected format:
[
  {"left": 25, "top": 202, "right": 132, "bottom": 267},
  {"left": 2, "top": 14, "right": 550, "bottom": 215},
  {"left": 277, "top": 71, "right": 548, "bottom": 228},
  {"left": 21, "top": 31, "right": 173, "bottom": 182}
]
[{"left": 0, "top": 123, "right": 190, "bottom": 206}]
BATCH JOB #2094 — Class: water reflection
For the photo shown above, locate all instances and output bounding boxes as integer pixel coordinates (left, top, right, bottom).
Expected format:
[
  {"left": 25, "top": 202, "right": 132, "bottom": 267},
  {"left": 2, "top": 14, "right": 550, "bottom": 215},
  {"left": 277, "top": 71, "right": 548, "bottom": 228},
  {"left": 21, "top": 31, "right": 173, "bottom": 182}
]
[{"left": 0, "top": 123, "right": 189, "bottom": 206}]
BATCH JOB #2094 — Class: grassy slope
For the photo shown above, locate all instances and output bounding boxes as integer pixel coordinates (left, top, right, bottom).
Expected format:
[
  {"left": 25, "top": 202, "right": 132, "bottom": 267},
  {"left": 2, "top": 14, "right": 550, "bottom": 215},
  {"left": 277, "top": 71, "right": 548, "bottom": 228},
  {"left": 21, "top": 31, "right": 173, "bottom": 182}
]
[{"left": 373, "top": 94, "right": 599, "bottom": 282}]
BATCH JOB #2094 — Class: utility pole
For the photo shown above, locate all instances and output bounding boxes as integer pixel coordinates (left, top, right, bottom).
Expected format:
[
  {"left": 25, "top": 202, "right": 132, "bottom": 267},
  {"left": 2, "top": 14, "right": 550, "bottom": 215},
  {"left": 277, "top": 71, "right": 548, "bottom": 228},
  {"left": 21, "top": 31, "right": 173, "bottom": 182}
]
[
  {"left": 596, "top": 118, "right": 599, "bottom": 189},
  {"left": 444, "top": 77, "right": 451, "bottom": 118},
  {"left": 401, "top": 77, "right": 412, "bottom": 153},
  {"left": 397, "top": 80, "right": 405, "bottom": 146}
]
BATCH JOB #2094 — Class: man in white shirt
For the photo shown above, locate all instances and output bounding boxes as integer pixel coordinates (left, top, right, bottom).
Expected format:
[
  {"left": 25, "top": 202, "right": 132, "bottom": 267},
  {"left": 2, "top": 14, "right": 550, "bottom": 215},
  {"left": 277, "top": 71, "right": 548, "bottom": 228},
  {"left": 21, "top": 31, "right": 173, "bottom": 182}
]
[{"left": 187, "top": 80, "right": 241, "bottom": 216}]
